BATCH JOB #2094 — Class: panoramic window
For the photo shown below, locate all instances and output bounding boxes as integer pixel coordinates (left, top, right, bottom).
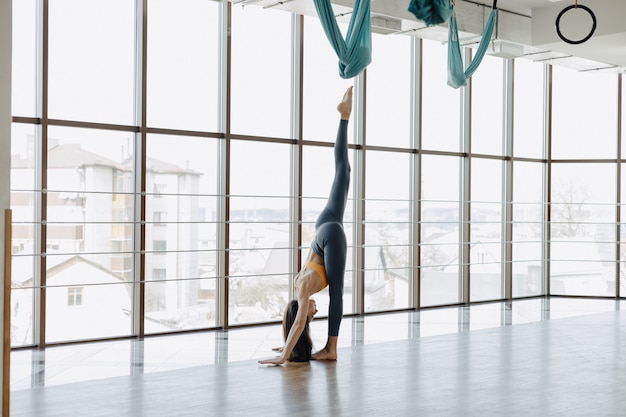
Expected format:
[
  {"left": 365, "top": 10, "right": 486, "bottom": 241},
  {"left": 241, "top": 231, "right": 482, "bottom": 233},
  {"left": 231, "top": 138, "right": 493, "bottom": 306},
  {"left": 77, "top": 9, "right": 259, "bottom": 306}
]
[
  {"left": 147, "top": 0, "right": 219, "bottom": 132},
  {"left": 471, "top": 55, "right": 504, "bottom": 156},
  {"left": 48, "top": 0, "right": 135, "bottom": 125},
  {"left": 366, "top": 32, "right": 412, "bottom": 148},
  {"left": 470, "top": 157, "right": 503, "bottom": 301},
  {"left": 228, "top": 140, "right": 291, "bottom": 325},
  {"left": 8, "top": 1, "right": 626, "bottom": 350},
  {"left": 513, "top": 59, "right": 544, "bottom": 159},
  {"left": 421, "top": 39, "right": 461, "bottom": 152},
  {"left": 420, "top": 155, "right": 461, "bottom": 307},
  {"left": 145, "top": 133, "right": 219, "bottom": 331},
  {"left": 230, "top": 5, "right": 291, "bottom": 138},
  {"left": 552, "top": 68, "right": 618, "bottom": 160},
  {"left": 512, "top": 161, "right": 544, "bottom": 297},
  {"left": 364, "top": 151, "right": 411, "bottom": 311},
  {"left": 11, "top": 0, "right": 37, "bottom": 117},
  {"left": 550, "top": 163, "right": 616, "bottom": 297}
]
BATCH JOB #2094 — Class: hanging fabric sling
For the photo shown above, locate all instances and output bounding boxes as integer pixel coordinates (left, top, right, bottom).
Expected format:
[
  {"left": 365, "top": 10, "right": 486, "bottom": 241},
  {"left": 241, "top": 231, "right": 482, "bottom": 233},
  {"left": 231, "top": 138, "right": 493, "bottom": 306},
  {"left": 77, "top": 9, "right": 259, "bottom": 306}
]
[
  {"left": 313, "top": 0, "right": 372, "bottom": 79},
  {"left": 447, "top": 1, "right": 498, "bottom": 88},
  {"left": 407, "top": 0, "right": 453, "bottom": 26}
]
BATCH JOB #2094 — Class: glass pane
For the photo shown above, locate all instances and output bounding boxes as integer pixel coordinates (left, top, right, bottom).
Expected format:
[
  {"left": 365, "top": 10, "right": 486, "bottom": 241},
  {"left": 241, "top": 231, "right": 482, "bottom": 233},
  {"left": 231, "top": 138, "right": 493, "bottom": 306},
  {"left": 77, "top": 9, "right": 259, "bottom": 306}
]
[
  {"left": 11, "top": 124, "right": 38, "bottom": 346},
  {"left": 550, "top": 163, "right": 616, "bottom": 296},
  {"left": 471, "top": 55, "right": 504, "bottom": 156},
  {"left": 303, "top": 15, "right": 354, "bottom": 143},
  {"left": 46, "top": 127, "right": 135, "bottom": 286},
  {"left": 366, "top": 33, "right": 411, "bottom": 148},
  {"left": 144, "top": 134, "right": 219, "bottom": 331},
  {"left": 12, "top": 0, "right": 38, "bottom": 117},
  {"left": 513, "top": 161, "right": 544, "bottom": 297},
  {"left": 229, "top": 141, "right": 291, "bottom": 325},
  {"left": 552, "top": 67, "right": 618, "bottom": 159},
  {"left": 513, "top": 59, "right": 544, "bottom": 159},
  {"left": 46, "top": 283, "right": 132, "bottom": 343},
  {"left": 470, "top": 158, "right": 503, "bottom": 301},
  {"left": 44, "top": 125, "right": 136, "bottom": 340},
  {"left": 11, "top": 266, "right": 35, "bottom": 347},
  {"left": 421, "top": 155, "right": 461, "bottom": 306},
  {"left": 11, "top": 123, "right": 37, "bottom": 257},
  {"left": 622, "top": 79, "right": 626, "bottom": 160},
  {"left": 421, "top": 39, "right": 460, "bottom": 152},
  {"left": 231, "top": 5, "right": 291, "bottom": 138},
  {"left": 147, "top": 0, "right": 219, "bottom": 132},
  {"left": 48, "top": 0, "right": 135, "bottom": 125},
  {"left": 365, "top": 151, "right": 410, "bottom": 311},
  {"left": 621, "top": 163, "right": 626, "bottom": 297}
]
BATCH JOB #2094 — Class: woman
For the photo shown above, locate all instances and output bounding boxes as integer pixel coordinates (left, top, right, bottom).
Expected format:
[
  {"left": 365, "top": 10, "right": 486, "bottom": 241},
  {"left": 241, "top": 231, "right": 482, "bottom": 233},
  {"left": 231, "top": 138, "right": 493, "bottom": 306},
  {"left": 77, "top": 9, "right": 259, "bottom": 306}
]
[{"left": 259, "top": 87, "right": 352, "bottom": 365}]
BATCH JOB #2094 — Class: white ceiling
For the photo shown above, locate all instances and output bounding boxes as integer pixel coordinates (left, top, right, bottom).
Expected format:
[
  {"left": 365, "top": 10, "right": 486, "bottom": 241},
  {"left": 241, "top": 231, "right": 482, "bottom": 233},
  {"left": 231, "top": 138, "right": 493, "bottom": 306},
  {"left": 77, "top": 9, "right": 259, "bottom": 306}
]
[
  {"left": 235, "top": 0, "right": 625, "bottom": 72},
  {"left": 468, "top": 0, "right": 562, "bottom": 17}
]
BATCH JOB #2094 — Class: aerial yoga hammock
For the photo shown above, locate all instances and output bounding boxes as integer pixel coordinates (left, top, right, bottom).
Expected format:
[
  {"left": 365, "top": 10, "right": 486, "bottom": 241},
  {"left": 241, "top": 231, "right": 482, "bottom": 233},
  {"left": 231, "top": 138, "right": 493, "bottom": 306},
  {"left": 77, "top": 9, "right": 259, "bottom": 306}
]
[
  {"left": 313, "top": 0, "right": 372, "bottom": 79},
  {"left": 408, "top": 0, "right": 498, "bottom": 88}
]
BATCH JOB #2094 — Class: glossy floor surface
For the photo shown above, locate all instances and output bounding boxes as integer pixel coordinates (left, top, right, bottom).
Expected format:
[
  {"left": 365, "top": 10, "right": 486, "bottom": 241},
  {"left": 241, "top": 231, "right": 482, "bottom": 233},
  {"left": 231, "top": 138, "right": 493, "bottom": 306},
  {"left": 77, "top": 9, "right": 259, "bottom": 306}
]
[{"left": 10, "top": 298, "right": 626, "bottom": 416}]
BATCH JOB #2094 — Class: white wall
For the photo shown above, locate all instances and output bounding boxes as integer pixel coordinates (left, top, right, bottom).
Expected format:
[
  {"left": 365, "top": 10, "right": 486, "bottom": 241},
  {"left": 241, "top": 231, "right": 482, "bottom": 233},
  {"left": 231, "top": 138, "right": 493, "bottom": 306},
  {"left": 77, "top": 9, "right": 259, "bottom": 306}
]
[{"left": 0, "top": 0, "right": 12, "bottom": 404}]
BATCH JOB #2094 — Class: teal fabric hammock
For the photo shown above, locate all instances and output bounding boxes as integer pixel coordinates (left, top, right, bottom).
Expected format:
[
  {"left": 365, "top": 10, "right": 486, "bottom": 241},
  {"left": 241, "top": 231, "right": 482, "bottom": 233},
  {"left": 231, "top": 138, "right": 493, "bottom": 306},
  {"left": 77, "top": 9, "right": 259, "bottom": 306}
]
[
  {"left": 408, "top": 0, "right": 498, "bottom": 89},
  {"left": 447, "top": 5, "right": 497, "bottom": 88},
  {"left": 313, "top": 0, "right": 372, "bottom": 79},
  {"left": 407, "top": 0, "right": 453, "bottom": 26}
]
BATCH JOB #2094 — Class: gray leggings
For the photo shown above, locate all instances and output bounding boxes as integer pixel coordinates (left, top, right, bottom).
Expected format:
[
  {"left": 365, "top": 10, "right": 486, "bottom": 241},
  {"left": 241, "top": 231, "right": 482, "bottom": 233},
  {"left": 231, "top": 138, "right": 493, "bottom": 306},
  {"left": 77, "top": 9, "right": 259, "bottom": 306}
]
[{"left": 311, "top": 119, "right": 350, "bottom": 337}]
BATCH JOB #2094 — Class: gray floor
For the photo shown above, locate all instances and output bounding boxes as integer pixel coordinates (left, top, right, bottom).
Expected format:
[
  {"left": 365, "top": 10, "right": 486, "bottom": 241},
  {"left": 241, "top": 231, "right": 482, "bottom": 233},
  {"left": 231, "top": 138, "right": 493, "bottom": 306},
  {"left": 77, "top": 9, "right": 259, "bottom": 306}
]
[{"left": 10, "top": 298, "right": 626, "bottom": 416}]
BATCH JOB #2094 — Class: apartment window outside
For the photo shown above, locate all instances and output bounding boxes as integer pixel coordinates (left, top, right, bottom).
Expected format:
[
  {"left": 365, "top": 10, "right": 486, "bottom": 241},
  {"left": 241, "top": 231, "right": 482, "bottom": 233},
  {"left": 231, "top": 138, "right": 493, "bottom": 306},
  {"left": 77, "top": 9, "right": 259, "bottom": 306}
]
[
  {"left": 153, "top": 240, "right": 167, "bottom": 252},
  {"left": 153, "top": 211, "right": 167, "bottom": 225},
  {"left": 68, "top": 287, "right": 84, "bottom": 307},
  {"left": 152, "top": 269, "right": 166, "bottom": 281}
]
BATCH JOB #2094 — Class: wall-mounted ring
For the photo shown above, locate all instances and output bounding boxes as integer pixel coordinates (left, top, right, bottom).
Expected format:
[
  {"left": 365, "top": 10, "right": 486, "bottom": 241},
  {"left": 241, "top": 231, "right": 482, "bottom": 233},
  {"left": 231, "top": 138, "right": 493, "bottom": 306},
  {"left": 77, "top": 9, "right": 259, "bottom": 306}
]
[{"left": 555, "top": 4, "right": 597, "bottom": 45}]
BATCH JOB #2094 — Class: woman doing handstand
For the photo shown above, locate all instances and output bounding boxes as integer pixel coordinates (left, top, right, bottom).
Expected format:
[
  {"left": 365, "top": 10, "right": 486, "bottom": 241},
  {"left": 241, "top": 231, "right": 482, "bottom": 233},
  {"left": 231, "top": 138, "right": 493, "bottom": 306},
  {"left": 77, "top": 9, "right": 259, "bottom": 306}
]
[{"left": 259, "top": 87, "right": 352, "bottom": 365}]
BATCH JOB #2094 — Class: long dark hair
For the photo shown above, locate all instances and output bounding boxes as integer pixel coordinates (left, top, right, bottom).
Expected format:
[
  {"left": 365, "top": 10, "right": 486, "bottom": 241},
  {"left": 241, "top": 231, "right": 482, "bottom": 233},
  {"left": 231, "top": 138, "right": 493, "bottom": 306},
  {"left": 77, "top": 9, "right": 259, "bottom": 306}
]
[{"left": 283, "top": 300, "right": 312, "bottom": 362}]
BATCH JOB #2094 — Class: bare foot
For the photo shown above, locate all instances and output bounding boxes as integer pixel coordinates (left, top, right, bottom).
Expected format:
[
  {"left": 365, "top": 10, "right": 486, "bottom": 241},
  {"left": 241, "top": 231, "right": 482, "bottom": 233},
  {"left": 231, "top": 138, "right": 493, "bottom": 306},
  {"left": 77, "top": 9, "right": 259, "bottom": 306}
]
[
  {"left": 337, "top": 86, "right": 353, "bottom": 120},
  {"left": 312, "top": 346, "right": 337, "bottom": 361}
]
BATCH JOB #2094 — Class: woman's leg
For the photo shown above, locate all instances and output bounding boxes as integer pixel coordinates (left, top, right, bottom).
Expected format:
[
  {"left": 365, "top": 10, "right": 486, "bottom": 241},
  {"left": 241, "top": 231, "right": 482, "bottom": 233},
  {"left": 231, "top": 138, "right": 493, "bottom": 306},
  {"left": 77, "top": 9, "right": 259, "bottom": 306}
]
[
  {"left": 312, "top": 88, "right": 353, "bottom": 360},
  {"left": 312, "top": 222, "right": 346, "bottom": 360},
  {"left": 314, "top": 118, "right": 351, "bottom": 229}
]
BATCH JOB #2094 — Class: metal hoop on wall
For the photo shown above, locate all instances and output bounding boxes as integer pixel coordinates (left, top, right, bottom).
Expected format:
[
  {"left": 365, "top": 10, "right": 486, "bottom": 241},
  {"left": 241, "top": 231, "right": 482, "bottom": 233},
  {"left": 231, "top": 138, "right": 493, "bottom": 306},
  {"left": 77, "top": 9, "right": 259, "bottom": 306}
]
[{"left": 555, "top": 3, "right": 597, "bottom": 45}]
